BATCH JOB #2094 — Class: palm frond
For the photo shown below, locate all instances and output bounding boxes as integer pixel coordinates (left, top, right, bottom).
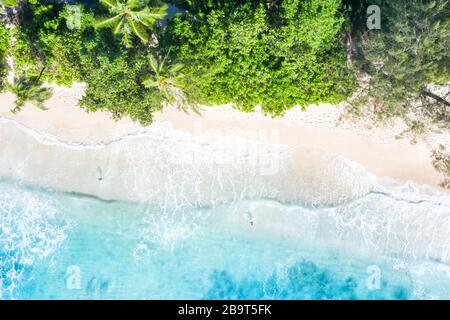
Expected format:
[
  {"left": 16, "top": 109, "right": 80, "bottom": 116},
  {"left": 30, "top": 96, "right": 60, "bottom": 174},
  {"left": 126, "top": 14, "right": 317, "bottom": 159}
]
[
  {"left": 113, "top": 19, "right": 125, "bottom": 34},
  {"left": 161, "top": 87, "right": 175, "bottom": 103},
  {"left": 8, "top": 74, "right": 53, "bottom": 113},
  {"left": 148, "top": 54, "right": 159, "bottom": 74},
  {"left": 126, "top": 0, "right": 142, "bottom": 10},
  {"left": 97, "top": 0, "right": 166, "bottom": 47},
  {"left": 136, "top": 4, "right": 168, "bottom": 27},
  {"left": 95, "top": 14, "right": 123, "bottom": 29},
  {"left": 121, "top": 27, "right": 134, "bottom": 48},
  {"left": 142, "top": 76, "right": 159, "bottom": 88},
  {"left": 169, "top": 63, "right": 185, "bottom": 74},
  {"left": 130, "top": 20, "right": 149, "bottom": 44},
  {"left": 165, "top": 78, "right": 186, "bottom": 89},
  {"left": 99, "top": 0, "right": 119, "bottom": 9}
]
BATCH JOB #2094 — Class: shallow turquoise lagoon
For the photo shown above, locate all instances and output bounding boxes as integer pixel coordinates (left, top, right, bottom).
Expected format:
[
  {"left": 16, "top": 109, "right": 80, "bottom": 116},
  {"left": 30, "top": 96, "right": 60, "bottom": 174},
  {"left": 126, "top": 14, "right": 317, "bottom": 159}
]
[{"left": 1, "top": 179, "right": 449, "bottom": 300}]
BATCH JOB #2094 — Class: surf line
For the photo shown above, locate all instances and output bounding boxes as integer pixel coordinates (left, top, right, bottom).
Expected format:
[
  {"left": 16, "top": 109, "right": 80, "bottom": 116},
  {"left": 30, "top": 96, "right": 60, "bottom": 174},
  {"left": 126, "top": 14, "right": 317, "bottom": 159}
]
[{"left": 370, "top": 190, "right": 448, "bottom": 207}]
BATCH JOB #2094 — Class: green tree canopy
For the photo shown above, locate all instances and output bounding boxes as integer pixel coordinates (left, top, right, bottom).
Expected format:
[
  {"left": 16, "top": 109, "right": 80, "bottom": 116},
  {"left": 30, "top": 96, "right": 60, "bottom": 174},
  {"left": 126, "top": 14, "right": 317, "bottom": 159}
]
[
  {"left": 349, "top": 0, "right": 450, "bottom": 125},
  {"left": 8, "top": 70, "right": 53, "bottom": 113},
  {"left": 164, "top": 0, "right": 355, "bottom": 115},
  {"left": 95, "top": 0, "right": 168, "bottom": 48},
  {"left": 0, "top": 23, "right": 8, "bottom": 91},
  {"left": 142, "top": 52, "right": 185, "bottom": 103}
]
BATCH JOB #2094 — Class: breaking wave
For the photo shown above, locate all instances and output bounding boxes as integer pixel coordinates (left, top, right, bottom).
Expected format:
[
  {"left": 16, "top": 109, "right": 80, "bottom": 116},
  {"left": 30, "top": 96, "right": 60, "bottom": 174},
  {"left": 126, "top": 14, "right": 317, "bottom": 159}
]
[
  {"left": 0, "top": 182, "right": 72, "bottom": 299},
  {"left": 0, "top": 116, "right": 449, "bottom": 299}
]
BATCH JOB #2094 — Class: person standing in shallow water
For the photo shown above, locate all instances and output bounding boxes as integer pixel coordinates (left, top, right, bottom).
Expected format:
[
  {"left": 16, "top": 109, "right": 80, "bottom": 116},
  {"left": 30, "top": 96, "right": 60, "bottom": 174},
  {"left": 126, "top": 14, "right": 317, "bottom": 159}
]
[{"left": 97, "top": 167, "right": 103, "bottom": 181}]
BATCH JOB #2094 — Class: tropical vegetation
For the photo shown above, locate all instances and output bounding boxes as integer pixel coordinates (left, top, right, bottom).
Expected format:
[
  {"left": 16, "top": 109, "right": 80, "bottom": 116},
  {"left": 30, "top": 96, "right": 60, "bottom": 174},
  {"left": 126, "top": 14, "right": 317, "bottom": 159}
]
[
  {"left": 8, "top": 69, "right": 53, "bottom": 113},
  {"left": 164, "top": 0, "right": 356, "bottom": 115},
  {"left": 346, "top": 0, "right": 450, "bottom": 126},
  {"left": 432, "top": 145, "right": 450, "bottom": 189},
  {"left": 0, "top": 22, "right": 8, "bottom": 91},
  {"left": 0, "top": 0, "right": 447, "bottom": 129},
  {"left": 95, "top": 0, "right": 168, "bottom": 48}
]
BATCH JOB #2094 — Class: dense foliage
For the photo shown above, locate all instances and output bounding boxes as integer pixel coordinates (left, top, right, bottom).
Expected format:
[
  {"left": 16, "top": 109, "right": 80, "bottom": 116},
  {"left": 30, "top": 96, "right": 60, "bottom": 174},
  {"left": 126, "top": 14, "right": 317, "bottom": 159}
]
[
  {"left": 95, "top": 0, "right": 168, "bottom": 48},
  {"left": 79, "top": 49, "right": 164, "bottom": 124},
  {"left": 0, "top": 22, "right": 8, "bottom": 91},
  {"left": 9, "top": 0, "right": 166, "bottom": 123},
  {"left": 2, "top": 0, "right": 357, "bottom": 121},
  {"left": 432, "top": 145, "right": 450, "bottom": 189},
  {"left": 8, "top": 69, "right": 53, "bottom": 112},
  {"left": 165, "top": 0, "right": 355, "bottom": 115},
  {"left": 347, "top": 0, "right": 450, "bottom": 126},
  {"left": 0, "top": 0, "right": 448, "bottom": 183},
  {"left": 1, "top": 0, "right": 449, "bottom": 129}
]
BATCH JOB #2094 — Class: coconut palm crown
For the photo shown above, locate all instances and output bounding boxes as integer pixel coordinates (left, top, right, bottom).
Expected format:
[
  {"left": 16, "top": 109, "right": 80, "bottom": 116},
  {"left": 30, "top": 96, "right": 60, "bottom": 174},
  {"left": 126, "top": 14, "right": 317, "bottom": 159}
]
[
  {"left": 95, "top": 0, "right": 168, "bottom": 48},
  {"left": 8, "top": 72, "right": 53, "bottom": 113},
  {"left": 143, "top": 53, "right": 201, "bottom": 114},
  {"left": 142, "top": 53, "right": 186, "bottom": 103}
]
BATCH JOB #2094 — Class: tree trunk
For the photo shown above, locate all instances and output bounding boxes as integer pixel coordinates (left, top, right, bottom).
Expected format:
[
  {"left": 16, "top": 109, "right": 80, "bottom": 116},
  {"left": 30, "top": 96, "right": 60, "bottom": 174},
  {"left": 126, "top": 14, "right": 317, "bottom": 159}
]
[
  {"left": 422, "top": 90, "right": 450, "bottom": 108},
  {"left": 37, "top": 66, "right": 46, "bottom": 82}
]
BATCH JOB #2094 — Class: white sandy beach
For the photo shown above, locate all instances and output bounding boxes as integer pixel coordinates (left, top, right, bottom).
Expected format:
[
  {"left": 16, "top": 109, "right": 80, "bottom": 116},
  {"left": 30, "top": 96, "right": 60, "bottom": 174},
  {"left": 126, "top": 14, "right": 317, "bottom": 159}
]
[
  {"left": 1, "top": 84, "right": 450, "bottom": 271},
  {"left": 0, "top": 84, "right": 449, "bottom": 202}
]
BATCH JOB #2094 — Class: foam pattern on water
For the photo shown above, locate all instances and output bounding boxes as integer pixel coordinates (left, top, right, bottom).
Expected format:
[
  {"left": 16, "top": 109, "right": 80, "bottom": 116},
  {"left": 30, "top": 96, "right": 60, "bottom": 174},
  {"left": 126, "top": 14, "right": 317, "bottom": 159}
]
[
  {"left": 1, "top": 117, "right": 450, "bottom": 299},
  {"left": 222, "top": 191, "right": 450, "bottom": 264},
  {"left": 0, "top": 181, "right": 71, "bottom": 299},
  {"left": 0, "top": 118, "right": 377, "bottom": 208},
  {"left": 138, "top": 205, "right": 209, "bottom": 253},
  {"left": 0, "top": 181, "right": 449, "bottom": 299}
]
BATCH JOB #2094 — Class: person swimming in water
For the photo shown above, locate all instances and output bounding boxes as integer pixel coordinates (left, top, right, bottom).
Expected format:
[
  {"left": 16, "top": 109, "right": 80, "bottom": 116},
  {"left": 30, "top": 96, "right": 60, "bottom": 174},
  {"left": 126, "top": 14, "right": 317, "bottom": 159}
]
[{"left": 245, "top": 206, "right": 256, "bottom": 227}]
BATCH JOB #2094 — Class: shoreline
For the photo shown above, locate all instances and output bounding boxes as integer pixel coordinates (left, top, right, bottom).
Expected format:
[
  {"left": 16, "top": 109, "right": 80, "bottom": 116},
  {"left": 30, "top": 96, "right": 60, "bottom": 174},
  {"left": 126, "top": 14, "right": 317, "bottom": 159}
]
[
  {"left": 155, "top": 106, "right": 447, "bottom": 192},
  {"left": 0, "top": 85, "right": 448, "bottom": 196}
]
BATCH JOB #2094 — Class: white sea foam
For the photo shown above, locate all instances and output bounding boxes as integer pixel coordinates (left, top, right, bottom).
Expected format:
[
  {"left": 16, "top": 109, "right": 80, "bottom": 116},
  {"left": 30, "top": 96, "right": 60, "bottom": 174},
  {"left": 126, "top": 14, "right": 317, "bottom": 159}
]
[
  {"left": 206, "top": 186, "right": 450, "bottom": 264},
  {"left": 1, "top": 115, "right": 449, "bottom": 268},
  {"left": 139, "top": 205, "right": 208, "bottom": 252},
  {"left": 0, "top": 182, "right": 71, "bottom": 298},
  {"left": 0, "top": 116, "right": 376, "bottom": 207}
]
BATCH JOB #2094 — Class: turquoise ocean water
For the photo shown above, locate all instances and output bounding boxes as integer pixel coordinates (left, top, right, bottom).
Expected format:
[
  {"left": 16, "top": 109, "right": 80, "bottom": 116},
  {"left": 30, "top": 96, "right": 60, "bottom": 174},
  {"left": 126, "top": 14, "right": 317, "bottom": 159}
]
[{"left": 1, "top": 178, "right": 449, "bottom": 300}]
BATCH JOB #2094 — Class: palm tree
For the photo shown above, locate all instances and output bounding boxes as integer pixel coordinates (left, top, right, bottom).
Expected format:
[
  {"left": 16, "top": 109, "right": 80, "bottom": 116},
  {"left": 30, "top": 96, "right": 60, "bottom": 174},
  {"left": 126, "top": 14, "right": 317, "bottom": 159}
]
[
  {"left": 8, "top": 69, "right": 53, "bottom": 113},
  {"left": 143, "top": 53, "right": 185, "bottom": 102},
  {"left": 142, "top": 53, "right": 201, "bottom": 114},
  {"left": 95, "top": 0, "right": 168, "bottom": 48}
]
